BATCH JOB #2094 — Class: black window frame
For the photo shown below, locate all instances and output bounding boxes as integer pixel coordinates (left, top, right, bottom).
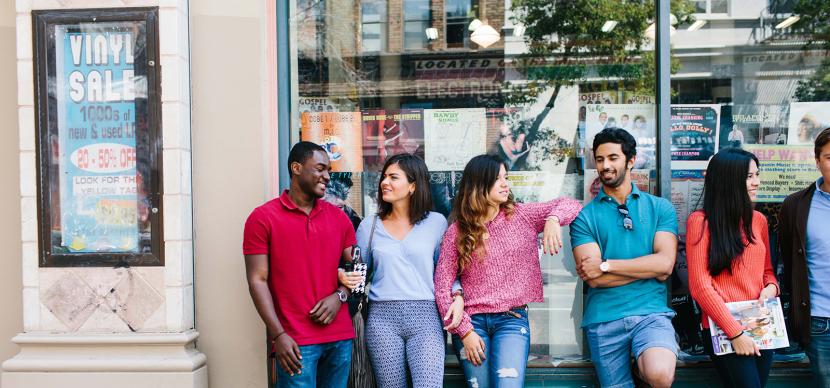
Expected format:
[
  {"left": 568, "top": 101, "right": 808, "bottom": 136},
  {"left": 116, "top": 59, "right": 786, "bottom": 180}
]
[{"left": 32, "top": 7, "right": 164, "bottom": 267}]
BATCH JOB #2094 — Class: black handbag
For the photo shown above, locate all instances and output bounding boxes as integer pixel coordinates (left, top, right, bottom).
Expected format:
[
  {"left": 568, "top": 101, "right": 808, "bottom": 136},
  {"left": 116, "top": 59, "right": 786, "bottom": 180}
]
[{"left": 347, "top": 215, "right": 377, "bottom": 388}]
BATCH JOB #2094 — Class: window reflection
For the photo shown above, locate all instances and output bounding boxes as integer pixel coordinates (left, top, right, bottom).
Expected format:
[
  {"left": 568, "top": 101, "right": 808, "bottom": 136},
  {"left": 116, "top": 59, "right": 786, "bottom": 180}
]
[
  {"left": 47, "top": 22, "right": 153, "bottom": 255},
  {"left": 289, "top": 0, "right": 830, "bottom": 365},
  {"left": 403, "top": 0, "right": 431, "bottom": 50},
  {"left": 290, "top": 0, "right": 657, "bottom": 364},
  {"left": 445, "top": 0, "right": 475, "bottom": 48},
  {"left": 670, "top": 0, "right": 830, "bottom": 361},
  {"left": 361, "top": 0, "right": 387, "bottom": 52}
]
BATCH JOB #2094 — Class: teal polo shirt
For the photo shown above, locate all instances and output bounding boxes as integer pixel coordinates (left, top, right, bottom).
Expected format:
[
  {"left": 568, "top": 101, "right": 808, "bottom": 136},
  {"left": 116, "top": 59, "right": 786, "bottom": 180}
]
[{"left": 570, "top": 183, "right": 678, "bottom": 327}]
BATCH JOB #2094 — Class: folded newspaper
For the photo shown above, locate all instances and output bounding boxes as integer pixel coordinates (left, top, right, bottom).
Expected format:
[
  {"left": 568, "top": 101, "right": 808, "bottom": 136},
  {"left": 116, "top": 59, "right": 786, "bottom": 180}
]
[{"left": 708, "top": 297, "right": 789, "bottom": 356}]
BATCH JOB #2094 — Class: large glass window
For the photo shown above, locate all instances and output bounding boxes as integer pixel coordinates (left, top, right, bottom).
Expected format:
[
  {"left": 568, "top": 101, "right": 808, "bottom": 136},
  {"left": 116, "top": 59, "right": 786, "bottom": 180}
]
[
  {"left": 288, "top": 0, "right": 665, "bottom": 365},
  {"left": 670, "top": 0, "right": 829, "bottom": 362},
  {"left": 286, "top": 0, "right": 830, "bottom": 375}
]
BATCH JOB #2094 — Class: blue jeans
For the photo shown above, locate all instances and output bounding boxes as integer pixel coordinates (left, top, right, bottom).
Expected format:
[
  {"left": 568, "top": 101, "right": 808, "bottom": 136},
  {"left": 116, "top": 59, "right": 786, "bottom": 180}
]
[
  {"left": 585, "top": 312, "right": 677, "bottom": 388},
  {"left": 273, "top": 339, "right": 352, "bottom": 388},
  {"left": 806, "top": 316, "right": 830, "bottom": 388},
  {"left": 702, "top": 330, "right": 773, "bottom": 388},
  {"left": 452, "top": 307, "right": 531, "bottom": 388}
]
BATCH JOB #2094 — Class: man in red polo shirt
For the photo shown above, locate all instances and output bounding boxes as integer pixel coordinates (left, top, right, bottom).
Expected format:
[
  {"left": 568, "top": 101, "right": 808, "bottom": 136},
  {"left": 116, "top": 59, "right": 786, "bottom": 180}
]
[{"left": 244, "top": 141, "right": 355, "bottom": 387}]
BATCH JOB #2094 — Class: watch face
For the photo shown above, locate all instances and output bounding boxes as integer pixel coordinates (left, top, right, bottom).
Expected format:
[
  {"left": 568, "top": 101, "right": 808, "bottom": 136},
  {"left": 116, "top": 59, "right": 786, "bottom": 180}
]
[
  {"left": 600, "top": 262, "right": 609, "bottom": 272},
  {"left": 337, "top": 291, "right": 347, "bottom": 302}
]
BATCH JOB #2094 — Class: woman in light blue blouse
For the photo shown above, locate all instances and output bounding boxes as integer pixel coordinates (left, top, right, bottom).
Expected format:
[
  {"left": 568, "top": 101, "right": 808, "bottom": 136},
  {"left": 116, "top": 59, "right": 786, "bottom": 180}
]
[{"left": 341, "top": 153, "right": 462, "bottom": 388}]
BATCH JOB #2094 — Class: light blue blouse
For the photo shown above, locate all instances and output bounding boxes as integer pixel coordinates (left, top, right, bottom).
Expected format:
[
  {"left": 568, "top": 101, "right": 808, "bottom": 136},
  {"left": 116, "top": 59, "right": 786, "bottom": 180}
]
[{"left": 356, "top": 211, "right": 448, "bottom": 302}]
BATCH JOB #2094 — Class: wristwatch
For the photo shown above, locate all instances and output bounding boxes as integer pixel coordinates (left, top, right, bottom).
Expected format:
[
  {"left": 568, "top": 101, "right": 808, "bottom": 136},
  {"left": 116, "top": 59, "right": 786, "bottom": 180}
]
[
  {"left": 335, "top": 289, "right": 348, "bottom": 302},
  {"left": 600, "top": 260, "right": 610, "bottom": 273}
]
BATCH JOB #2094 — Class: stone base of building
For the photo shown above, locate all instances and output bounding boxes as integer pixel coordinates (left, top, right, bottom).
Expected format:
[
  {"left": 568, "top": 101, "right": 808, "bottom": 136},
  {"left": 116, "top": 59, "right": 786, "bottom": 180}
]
[{"left": 1, "top": 330, "right": 207, "bottom": 388}]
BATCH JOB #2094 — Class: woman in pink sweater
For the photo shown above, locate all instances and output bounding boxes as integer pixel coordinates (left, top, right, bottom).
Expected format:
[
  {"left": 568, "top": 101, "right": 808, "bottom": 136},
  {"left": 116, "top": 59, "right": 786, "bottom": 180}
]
[{"left": 434, "top": 154, "right": 581, "bottom": 387}]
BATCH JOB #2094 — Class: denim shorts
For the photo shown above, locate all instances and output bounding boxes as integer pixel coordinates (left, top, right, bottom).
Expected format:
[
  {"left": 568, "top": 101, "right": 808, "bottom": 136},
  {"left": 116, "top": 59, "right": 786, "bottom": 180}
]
[{"left": 585, "top": 312, "right": 678, "bottom": 388}]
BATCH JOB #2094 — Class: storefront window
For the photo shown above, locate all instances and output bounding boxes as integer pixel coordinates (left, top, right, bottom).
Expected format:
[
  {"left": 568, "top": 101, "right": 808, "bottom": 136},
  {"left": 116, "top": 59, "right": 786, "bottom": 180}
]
[
  {"left": 670, "top": 0, "right": 830, "bottom": 361},
  {"left": 288, "top": 0, "right": 669, "bottom": 365}
]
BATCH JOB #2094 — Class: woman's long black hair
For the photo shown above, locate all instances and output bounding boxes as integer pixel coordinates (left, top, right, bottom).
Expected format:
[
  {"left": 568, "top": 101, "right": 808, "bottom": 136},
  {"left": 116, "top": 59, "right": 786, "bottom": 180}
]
[{"left": 701, "top": 148, "right": 760, "bottom": 276}]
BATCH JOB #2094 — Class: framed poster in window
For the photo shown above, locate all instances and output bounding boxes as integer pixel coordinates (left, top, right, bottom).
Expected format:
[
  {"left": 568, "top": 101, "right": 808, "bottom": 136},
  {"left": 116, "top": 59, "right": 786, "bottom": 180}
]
[{"left": 33, "top": 8, "right": 163, "bottom": 267}]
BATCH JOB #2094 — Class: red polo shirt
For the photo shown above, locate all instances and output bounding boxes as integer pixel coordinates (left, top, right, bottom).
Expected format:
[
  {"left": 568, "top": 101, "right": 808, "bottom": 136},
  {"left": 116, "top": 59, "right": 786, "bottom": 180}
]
[{"left": 243, "top": 190, "right": 356, "bottom": 346}]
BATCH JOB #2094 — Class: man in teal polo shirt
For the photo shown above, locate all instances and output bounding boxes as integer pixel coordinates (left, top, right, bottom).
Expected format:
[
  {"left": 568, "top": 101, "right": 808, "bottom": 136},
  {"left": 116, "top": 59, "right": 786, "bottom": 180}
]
[{"left": 571, "top": 128, "right": 678, "bottom": 388}]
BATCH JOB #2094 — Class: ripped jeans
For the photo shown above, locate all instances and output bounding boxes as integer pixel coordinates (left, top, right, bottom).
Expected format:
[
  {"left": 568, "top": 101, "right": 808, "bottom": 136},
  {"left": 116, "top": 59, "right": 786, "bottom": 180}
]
[{"left": 452, "top": 307, "right": 530, "bottom": 388}]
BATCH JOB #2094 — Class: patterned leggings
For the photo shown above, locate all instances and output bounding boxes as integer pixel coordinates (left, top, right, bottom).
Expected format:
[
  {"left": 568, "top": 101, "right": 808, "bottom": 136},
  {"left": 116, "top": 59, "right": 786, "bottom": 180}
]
[{"left": 365, "top": 300, "right": 446, "bottom": 388}]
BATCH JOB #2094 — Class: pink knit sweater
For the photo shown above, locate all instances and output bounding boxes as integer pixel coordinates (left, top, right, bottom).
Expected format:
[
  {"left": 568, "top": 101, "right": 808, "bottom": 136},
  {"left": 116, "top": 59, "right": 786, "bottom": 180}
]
[{"left": 434, "top": 198, "right": 582, "bottom": 336}]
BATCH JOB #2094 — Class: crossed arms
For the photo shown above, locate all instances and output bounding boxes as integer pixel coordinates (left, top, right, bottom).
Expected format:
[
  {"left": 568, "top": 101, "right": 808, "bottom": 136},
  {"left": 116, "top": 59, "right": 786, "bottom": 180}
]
[{"left": 573, "top": 231, "right": 677, "bottom": 288}]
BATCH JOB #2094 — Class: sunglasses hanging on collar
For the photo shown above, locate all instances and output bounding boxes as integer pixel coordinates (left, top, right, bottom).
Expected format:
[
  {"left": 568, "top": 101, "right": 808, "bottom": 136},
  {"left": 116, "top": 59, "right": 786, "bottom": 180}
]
[{"left": 617, "top": 204, "right": 634, "bottom": 231}]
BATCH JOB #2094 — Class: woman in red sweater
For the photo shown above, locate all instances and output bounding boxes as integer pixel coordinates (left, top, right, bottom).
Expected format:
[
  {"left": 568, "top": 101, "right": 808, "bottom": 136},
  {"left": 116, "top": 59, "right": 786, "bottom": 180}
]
[{"left": 687, "top": 148, "right": 779, "bottom": 388}]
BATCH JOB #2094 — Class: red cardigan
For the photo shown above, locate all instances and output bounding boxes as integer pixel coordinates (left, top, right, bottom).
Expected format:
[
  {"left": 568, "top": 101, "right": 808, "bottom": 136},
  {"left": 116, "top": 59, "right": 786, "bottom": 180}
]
[{"left": 686, "top": 210, "right": 779, "bottom": 338}]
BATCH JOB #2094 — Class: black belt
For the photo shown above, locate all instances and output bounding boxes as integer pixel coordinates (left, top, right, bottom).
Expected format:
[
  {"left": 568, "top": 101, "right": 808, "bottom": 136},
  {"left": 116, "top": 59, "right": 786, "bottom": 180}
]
[{"left": 504, "top": 305, "right": 528, "bottom": 318}]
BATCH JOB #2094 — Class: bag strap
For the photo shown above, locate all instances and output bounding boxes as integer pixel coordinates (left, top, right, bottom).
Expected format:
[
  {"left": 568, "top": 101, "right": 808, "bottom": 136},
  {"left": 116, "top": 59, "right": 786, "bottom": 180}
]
[
  {"left": 366, "top": 215, "right": 378, "bottom": 283},
  {"left": 355, "top": 215, "right": 379, "bottom": 313}
]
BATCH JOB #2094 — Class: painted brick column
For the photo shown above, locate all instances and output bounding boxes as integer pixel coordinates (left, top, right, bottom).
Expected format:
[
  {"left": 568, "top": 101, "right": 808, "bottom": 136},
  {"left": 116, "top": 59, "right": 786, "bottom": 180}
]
[{"left": 1, "top": 0, "right": 205, "bottom": 387}]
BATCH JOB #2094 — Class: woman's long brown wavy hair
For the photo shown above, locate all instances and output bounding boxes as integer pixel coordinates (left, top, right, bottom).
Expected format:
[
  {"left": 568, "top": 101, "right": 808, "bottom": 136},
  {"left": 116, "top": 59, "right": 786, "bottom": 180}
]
[{"left": 451, "top": 154, "right": 515, "bottom": 273}]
